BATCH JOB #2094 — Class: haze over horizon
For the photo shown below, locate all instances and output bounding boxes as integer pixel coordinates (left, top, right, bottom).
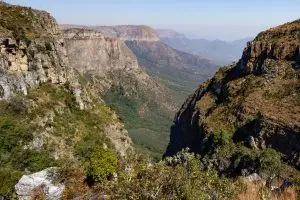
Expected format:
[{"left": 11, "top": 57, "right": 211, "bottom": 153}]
[{"left": 4, "top": 0, "right": 300, "bottom": 41}]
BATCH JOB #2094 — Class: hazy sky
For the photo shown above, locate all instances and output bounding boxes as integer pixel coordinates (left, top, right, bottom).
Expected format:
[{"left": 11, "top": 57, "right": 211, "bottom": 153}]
[{"left": 5, "top": 0, "right": 300, "bottom": 40}]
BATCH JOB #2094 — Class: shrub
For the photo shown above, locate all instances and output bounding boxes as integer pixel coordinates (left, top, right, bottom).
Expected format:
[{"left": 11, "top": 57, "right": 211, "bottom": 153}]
[
  {"left": 259, "top": 148, "right": 282, "bottom": 175},
  {"left": 12, "top": 149, "right": 55, "bottom": 172},
  {"left": 0, "top": 167, "right": 23, "bottom": 197},
  {"left": 92, "top": 151, "right": 242, "bottom": 199},
  {"left": 86, "top": 147, "right": 118, "bottom": 183}
]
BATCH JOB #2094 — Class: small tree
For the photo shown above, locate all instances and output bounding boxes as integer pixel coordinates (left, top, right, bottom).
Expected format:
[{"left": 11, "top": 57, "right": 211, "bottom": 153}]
[
  {"left": 259, "top": 148, "right": 282, "bottom": 176},
  {"left": 86, "top": 147, "right": 118, "bottom": 183}
]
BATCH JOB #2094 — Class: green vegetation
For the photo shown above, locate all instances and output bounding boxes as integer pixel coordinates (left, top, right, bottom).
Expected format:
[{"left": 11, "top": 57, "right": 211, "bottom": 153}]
[
  {"left": 200, "top": 132, "right": 289, "bottom": 178},
  {"left": 0, "top": 167, "right": 23, "bottom": 197},
  {"left": 0, "top": 4, "right": 37, "bottom": 39},
  {"left": 60, "top": 150, "right": 243, "bottom": 199},
  {"left": 102, "top": 84, "right": 172, "bottom": 159},
  {"left": 0, "top": 98, "right": 55, "bottom": 196},
  {"left": 86, "top": 147, "right": 118, "bottom": 183},
  {"left": 0, "top": 82, "right": 115, "bottom": 197}
]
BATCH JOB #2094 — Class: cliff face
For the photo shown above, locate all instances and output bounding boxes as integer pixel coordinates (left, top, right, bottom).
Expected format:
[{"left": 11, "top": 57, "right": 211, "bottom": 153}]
[
  {"left": 165, "top": 20, "right": 300, "bottom": 170},
  {"left": 0, "top": 3, "right": 71, "bottom": 100},
  {"left": 0, "top": 6, "right": 134, "bottom": 197},
  {"left": 64, "top": 28, "right": 175, "bottom": 111},
  {"left": 0, "top": 3, "right": 133, "bottom": 167},
  {"left": 63, "top": 28, "right": 176, "bottom": 157},
  {"left": 61, "top": 25, "right": 219, "bottom": 98}
]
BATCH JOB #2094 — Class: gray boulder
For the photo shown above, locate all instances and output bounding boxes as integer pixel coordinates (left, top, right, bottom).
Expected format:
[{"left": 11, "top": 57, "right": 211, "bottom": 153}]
[{"left": 15, "top": 168, "right": 64, "bottom": 200}]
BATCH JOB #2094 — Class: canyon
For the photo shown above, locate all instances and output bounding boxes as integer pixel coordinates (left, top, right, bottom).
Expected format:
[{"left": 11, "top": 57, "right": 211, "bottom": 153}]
[{"left": 0, "top": 1, "right": 299, "bottom": 199}]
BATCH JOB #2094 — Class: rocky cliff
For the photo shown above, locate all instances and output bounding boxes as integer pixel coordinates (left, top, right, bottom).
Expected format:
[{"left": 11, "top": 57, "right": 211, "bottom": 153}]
[
  {"left": 0, "top": 4, "right": 134, "bottom": 197},
  {"left": 0, "top": 3, "right": 133, "bottom": 156},
  {"left": 165, "top": 20, "right": 300, "bottom": 171},
  {"left": 61, "top": 24, "right": 219, "bottom": 98},
  {"left": 63, "top": 28, "right": 176, "bottom": 158},
  {"left": 0, "top": 3, "right": 72, "bottom": 100},
  {"left": 64, "top": 28, "right": 176, "bottom": 113}
]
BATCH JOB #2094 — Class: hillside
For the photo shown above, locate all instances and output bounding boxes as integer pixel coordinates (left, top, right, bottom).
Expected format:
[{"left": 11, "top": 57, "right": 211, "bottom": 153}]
[
  {"left": 124, "top": 39, "right": 218, "bottom": 96},
  {"left": 61, "top": 24, "right": 219, "bottom": 98},
  {"left": 165, "top": 19, "right": 300, "bottom": 176},
  {"left": 63, "top": 28, "right": 177, "bottom": 158},
  {"left": 1, "top": 2, "right": 300, "bottom": 199},
  {"left": 60, "top": 25, "right": 219, "bottom": 158},
  {"left": 0, "top": 3, "right": 132, "bottom": 197}
]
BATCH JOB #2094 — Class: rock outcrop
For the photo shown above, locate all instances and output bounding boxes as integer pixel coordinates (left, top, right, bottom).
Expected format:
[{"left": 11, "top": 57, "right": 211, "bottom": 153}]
[
  {"left": 63, "top": 28, "right": 176, "bottom": 156},
  {"left": 165, "top": 20, "right": 300, "bottom": 170},
  {"left": 64, "top": 28, "right": 175, "bottom": 111},
  {"left": 0, "top": 3, "right": 73, "bottom": 100},
  {"left": 15, "top": 168, "right": 64, "bottom": 200},
  {"left": 0, "top": 3, "right": 133, "bottom": 158}
]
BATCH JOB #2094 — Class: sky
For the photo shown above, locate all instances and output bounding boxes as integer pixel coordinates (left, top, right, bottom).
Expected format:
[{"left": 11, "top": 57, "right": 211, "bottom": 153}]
[{"left": 5, "top": 0, "right": 300, "bottom": 41}]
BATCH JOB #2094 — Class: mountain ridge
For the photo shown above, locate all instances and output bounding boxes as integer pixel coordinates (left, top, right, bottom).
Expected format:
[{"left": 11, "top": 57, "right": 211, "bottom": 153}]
[
  {"left": 165, "top": 19, "right": 300, "bottom": 173},
  {"left": 157, "top": 29, "right": 252, "bottom": 65}
]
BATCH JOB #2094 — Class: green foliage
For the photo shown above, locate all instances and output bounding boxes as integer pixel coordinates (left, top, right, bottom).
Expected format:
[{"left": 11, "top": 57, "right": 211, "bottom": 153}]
[
  {"left": 0, "top": 100, "right": 32, "bottom": 155},
  {"left": 0, "top": 167, "right": 23, "bottom": 196},
  {"left": 102, "top": 84, "right": 172, "bottom": 158},
  {"left": 12, "top": 149, "right": 56, "bottom": 172},
  {"left": 0, "top": 4, "right": 37, "bottom": 39},
  {"left": 86, "top": 147, "right": 118, "bottom": 183},
  {"left": 75, "top": 131, "right": 112, "bottom": 161},
  {"left": 90, "top": 151, "right": 242, "bottom": 199},
  {"left": 27, "top": 82, "right": 78, "bottom": 115},
  {"left": 200, "top": 131, "right": 286, "bottom": 178},
  {"left": 0, "top": 118, "right": 32, "bottom": 154},
  {"left": 0, "top": 82, "right": 116, "bottom": 197},
  {"left": 259, "top": 148, "right": 282, "bottom": 175}
]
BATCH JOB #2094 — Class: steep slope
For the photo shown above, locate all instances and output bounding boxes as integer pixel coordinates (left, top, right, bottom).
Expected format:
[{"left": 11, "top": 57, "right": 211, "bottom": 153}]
[
  {"left": 158, "top": 29, "right": 251, "bottom": 65},
  {"left": 0, "top": 3, "right": 132, "bottom": 197},
  {"left": 61, "top": 25, "right": 219, "bottom": 99},
  {"left": 124, "top": 39, "right": 217, "bottom": 96},
  {"left": 165, "top": 20, "right": 300, "bottom": 173},
  {"left": 63, "top": 28, "right": 176, "bottom": 158}
]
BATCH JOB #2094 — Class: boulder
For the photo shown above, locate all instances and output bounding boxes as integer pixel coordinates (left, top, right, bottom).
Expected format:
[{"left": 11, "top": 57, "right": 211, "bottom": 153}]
[{"left": 15, "top": 168, "right": 64, "bottom": 200}]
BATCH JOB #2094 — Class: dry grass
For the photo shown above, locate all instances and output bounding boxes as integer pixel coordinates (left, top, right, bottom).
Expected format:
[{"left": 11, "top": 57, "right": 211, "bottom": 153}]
[
  {"left": 31, "top": 185, "right": 46, "bottom": 200},
  {"left": 237, "top": 182, "right": 298, "bottom": 200}
]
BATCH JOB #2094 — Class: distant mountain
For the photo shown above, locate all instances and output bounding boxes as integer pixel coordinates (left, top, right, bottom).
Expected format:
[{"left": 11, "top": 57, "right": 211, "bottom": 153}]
[
  {"left": 157, "top": 29, "right": 252, "bottom": 65},
  {"left": 61, "top": 24, "right": 219, "bottom": 99},
  {"left": 61, "top": 24, "right": 159, "bottom": 41}
]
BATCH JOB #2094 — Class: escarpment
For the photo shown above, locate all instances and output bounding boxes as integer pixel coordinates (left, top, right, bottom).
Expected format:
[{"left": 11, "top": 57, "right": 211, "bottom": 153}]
[
  {"left": 165, "top": 19, "right": 300, "bottom": 170},
  {"left": 0, "top": 3, "right": 73, "bottom": 100},
  {"left": 63, "top": 28, "right": 179, "bottom": 157},
  {"left": 0, "top": 2, "right": 133, "bottom": 172},
  {"left": 61, "top": 24, "right": 219, "bottom": 99}
]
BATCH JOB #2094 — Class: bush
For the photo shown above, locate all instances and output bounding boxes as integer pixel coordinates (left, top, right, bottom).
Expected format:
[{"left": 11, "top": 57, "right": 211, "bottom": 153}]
[
  {"left": 92, "top": 151, "right": 242, "bottom": 199},
  {"left": 86, "top": 147, "right": 118, "bottom": 183},
  {"left": 0, "top": 167, "right": 23, "bottom": 197},
  {"left": 259, "top": 148, "right": 282, "bottom": 175},
  {"left": 15, "top": 149, "right": 56, "bottom": 172}
]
